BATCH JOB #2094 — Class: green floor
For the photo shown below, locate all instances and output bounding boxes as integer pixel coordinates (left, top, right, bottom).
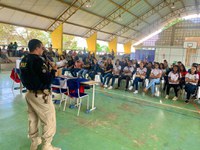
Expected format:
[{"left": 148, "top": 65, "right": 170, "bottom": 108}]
[{"left": 1, "top": 71, "right": 200, "bottom": 150}]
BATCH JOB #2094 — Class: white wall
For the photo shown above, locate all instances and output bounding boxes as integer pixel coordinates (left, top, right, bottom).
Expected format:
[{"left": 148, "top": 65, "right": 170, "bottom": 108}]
[{"left": 155, "top": 46, "right": 200, "bottom": 66}]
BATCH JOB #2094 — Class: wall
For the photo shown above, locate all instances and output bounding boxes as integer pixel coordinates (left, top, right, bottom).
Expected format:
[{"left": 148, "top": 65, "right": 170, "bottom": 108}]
[{"left": 155, "top": 46, "right": 200, "bottom": 66}]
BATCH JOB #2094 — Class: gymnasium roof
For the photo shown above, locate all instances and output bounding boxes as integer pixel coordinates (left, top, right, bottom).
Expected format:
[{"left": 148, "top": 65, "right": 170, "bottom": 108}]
[{"left": 0, "top": 0, "right": 199, "bottom": 44}]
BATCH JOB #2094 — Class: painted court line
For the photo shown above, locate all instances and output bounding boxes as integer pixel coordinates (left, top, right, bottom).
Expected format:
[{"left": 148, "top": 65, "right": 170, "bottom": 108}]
[{"left": 95, "top": 89, "right": 200, "bottom": 114}]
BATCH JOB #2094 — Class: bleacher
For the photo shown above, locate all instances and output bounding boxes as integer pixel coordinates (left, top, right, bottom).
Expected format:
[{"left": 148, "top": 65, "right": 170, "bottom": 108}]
[{"left": 0, "top": 57, "right": 20, "bottom": 71}]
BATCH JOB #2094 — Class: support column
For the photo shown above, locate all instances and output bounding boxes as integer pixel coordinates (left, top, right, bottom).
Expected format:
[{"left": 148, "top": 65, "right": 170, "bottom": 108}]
[
  {"left": 86, "top": 32, "right": 97, "bottom": 54},
  {"left": 123, "top": 41, "right": 132, "bottom": 54},
  {"left": 51, "top": 24, "right": 63, "bottom": 55},
  {"left": 108, "top": 37, "right": 117, "bottom": 54}
]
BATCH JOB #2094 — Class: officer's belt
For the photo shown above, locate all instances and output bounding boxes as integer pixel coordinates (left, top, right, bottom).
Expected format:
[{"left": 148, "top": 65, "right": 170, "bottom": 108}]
[{"left": 28, "top": 89, "right": 51, "bottom": 94}]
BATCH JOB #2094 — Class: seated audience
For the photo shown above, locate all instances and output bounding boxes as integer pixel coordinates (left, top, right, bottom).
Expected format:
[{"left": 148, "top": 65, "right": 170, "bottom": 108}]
[
  {"left": 62, "top": 56, "right": 74, "bottom": 75},
  {"left": 165, "top": 65, "right": 181, "bottom": 101},
  {"left": 88, "top": 58, "right": 100, "bottom": 80},
  {"left": 143, "top": 62, "right": 162, "bottom": 96},
  {"left": 71, "top": 60, "right": 83, "bottom": 77},
  {"left": 100, "top": 58, "right": 113, "bottom": 87},
  {"left": 107, "top": 59, "right": 121, "bottom": 89},
  {"left": 78, "top": 57, "right": 91, "bottom": 78},
  {"left": 179, "top": 64, "right": 187, "bottom": 89},
  {"left": 115, "top": 60, "right": 134, "bottom": 91},
  {"left": 185, "top": 66, "right": 199, "bottom": 103},
  {"left": 129, "top": 62, "right": 147, "bottom": 94},
  {"left": 163, "top": 60, "right": 171, "bottom": 91},
  {"left": 0, "top": 47, "right": 12, "bottom": 63}
]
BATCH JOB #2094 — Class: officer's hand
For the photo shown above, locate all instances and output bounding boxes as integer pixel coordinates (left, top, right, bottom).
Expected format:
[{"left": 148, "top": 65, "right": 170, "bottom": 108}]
[
  {"left": 49, "top": 61, "right": 57, "bottom": 70},
  {"left": 52, "top": 65, "right": 57, "bottom": 70}
]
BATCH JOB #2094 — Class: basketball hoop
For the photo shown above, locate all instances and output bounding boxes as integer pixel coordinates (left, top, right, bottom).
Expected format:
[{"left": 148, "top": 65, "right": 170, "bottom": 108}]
[{"left": 184, "top": 42, "right": 197, "bottom": 49}]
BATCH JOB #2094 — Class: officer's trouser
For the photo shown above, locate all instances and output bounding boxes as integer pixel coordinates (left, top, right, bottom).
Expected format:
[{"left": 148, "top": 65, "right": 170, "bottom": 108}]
[{"left": 25, "top": 92, "right": 56, "bottom": 145}]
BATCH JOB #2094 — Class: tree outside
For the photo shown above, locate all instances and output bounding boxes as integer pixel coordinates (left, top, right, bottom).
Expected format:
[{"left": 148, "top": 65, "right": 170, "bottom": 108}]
[
  {"left": 0, "top": 23, "right": 78, "bottom": 50},
  {"left": 96, "top": 43, "right": 109, "bottom": 52},
  {"left": 63, "top": 34, "right": 78, "bottom": 50}
]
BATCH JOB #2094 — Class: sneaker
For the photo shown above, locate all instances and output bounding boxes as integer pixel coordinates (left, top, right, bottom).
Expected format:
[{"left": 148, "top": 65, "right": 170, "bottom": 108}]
[
  {"left": 133, "top": 90, "right": 138, "bottom": 94},
  {"left": 104, "top": 84, "right": 108, "bottom": 88},
  {"left": 185, "top": 100, "right": 189, "bottom": 104},
  {"left": 172, "top": 96, "right": 178, "bottom": 101},
  {"left": 108, "top": 86, "right": 113, "bottom": 90},
  {"left": 42, "top": 144, "right": 61, "bottom": 150},
  {"left": 165, "top": 95, "right": 169, "bottom": 99},
  {"left": 30, "top": 137, "right": 42, "bottom": 150},
  {"left": 128, "top": 86, "right": 133, "bottom": 91}
]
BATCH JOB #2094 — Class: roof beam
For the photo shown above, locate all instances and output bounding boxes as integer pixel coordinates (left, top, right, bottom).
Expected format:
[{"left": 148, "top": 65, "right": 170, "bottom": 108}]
[
  {"left": 108, "top": 0, "right": 150, "bottom": 25},
  {"left": 180, "top": 0, "right": 186, "bottom": 9},
  {"left": 144, "top": 0, "right": 163, "bottom": 18},
  {"left": 0, "top": 2, "right": 131, "bottom": 40},
  {"left": 195, "top": 0, "right": 199, "bottom": 14},
  {"left": 57, "top": 0, "right": 138, "bottom": 34},
  {"left": 0, "top": 3, "right": 53, "bottom": 20},
  {"left": 126, "top": 5, "right": 199, "bottom": 44},
  {"left": 107, "top": 0, "right": 181, "bottom": 43},
  {"left": 81, "top": 0, "right": 142, "bottom": 39},
  {"left": 47, "top": 0, "right": 87, "bottom": 31}
]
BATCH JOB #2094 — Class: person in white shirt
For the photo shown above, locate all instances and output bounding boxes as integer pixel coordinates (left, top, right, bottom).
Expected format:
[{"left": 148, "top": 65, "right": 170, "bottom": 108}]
[
  {"left": 107, "top": 59, "right": 121, "bottom": 89},
  {"left": 185, "top": 66, "right": 199, "bottom": 103},
  {"left": 129, "top": 62, "right": 147, "bottom": 94},
  {"left": 165, "top": 65, "right": 181, "bottom": 101},
  {"left": 143, "top": 62, "right": 162, "bottom": 96},
  {"left": 115, "top": 60, "right": 134, "bottom": 91}
]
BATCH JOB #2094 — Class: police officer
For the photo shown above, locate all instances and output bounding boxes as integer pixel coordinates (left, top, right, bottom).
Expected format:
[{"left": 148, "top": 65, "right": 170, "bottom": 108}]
[{"left": 20, "top": 39, "right": 61, "bottom": 150}]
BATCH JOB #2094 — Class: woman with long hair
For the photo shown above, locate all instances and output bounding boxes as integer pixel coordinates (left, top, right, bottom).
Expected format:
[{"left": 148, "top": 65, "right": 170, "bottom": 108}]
[
  {"left": 143, "top": 62, "right": 162, "bottom": 96},
  {"left": 100, "top": 58, "right": 113, "bottom": 87},
  {"left": 185, "top": 66, "right": 199, "bottom": 103},
  {"left": 107, "top": 59, "right": 121, "bottom": 89},
  {"left": 165, "top": 65, "right": 181, "bottom": 101},
  {"left": 179, "top": 64, "right": 187, "bottom": 89}
]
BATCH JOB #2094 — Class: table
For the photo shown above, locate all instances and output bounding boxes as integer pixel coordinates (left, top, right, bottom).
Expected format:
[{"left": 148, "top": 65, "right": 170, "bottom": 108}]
[{"left": 81, "top": 81, "right": 99, "bottom": 112}]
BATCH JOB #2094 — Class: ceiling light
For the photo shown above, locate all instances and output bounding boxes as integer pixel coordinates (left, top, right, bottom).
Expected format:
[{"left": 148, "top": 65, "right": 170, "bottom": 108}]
[
  {"left": 117, "top": 14, "right": 122, "bottom": 22},
  {"left": 171, "top": 2, "right": 175, "bottom": 9},
  {"left": 85, "top": 0, "right": 94, "bottom": 8}
]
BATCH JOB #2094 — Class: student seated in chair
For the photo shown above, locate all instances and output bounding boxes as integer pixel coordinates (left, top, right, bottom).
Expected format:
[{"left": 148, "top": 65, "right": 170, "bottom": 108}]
[
  {"left": 165, "top": 65, "right": 181, "bottom": 101},
  {"left": 61, "top": 56, "right": 74, "bottom": 75},
  {"left": 129, "top": 62, "right": 147, "bottom": 94},
  {"left": 143, "top": 62, "right": 162, "bottom": 96},
  {"left": 88, "top": 58, "right": 100, "bottom": 80},
  {"left": 107, "top": 59, "right": 121, "bottom": 89},
  {"left": 100, "top": 58, "right": 113, "bottom": 87},
  {"left": 115, "top": 60, "right": 134, "bottom": 91},
  {"left": 179, "top": 64, "right": 187, "bottom": 90},
  {"left": 184, "top": 66, "right": 199, "bottom": 104},
  {"left": 77, "top": 57, "right": 91, "bottom": 78}
]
